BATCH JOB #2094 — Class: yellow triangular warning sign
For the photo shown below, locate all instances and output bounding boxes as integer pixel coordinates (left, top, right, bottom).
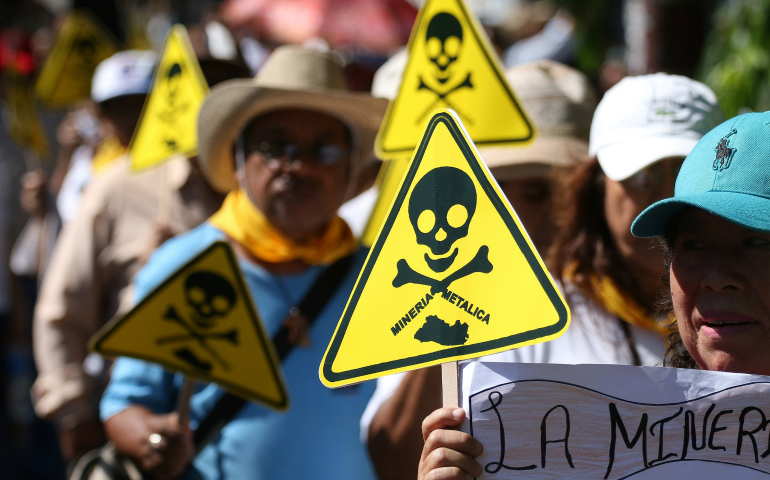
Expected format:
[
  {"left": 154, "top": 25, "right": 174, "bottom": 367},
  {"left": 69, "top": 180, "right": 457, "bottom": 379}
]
[
  {"left": 321, "top": 110, "right": 568, "bottom": 388},
  {"left": 376, "top": 0, "right": 534, "bottom": 159},
  {"left": 91, "top": 241, "right": 289, "bottom": 410},
  {"left": 129, "top": 25, "right": 209, "bottom": 171},
  {"left": 361, "top": 157, "right": 409, "bottom": 247},
  {"left": 6, "top": 76, "right": 50, "bottom": 158},
  {"left": 35, "top": 11, "right": 119, "bottom": 108}
]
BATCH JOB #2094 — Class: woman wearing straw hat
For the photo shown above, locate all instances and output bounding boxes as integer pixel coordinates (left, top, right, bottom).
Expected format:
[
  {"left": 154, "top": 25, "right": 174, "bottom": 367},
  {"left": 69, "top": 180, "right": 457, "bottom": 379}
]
[{"left": 98, "top": 46, "right": 386, "bottom": 479}]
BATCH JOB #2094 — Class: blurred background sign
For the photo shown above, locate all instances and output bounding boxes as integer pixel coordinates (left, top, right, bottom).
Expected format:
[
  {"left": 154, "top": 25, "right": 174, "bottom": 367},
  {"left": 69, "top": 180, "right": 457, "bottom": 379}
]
[
  {"left": 6, "top": 76, "right": 50, "bottom": 159},
  {"left": 34, "top": 11, "right": 119, "bottom": 108},
  {"left": 129, "top": 25, "right": 208, "bottom": 171}
]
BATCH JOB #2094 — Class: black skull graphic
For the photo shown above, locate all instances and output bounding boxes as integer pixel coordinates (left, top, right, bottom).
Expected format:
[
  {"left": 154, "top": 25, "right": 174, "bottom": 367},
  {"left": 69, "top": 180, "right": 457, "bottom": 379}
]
[
  {"left": 166, "top": 63, "right": 183, "bottom": 100},
  {"left": 184, "top": 271, "right": 237, "bottom": 329},
  {"left": 409, "top": 167, "right": 476, "bottom": 271},
  {"left": 425, "top": 12, "right": 463, "bottom": 84},
  {"left": 74, "top": 38, "right": 97, "bottom": 69}
]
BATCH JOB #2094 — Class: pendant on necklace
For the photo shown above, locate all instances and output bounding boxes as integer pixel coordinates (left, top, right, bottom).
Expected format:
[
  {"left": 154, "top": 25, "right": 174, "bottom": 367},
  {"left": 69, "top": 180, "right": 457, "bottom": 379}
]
[{"left": 282, "top": 307, "right": 311, "bottom": 347}]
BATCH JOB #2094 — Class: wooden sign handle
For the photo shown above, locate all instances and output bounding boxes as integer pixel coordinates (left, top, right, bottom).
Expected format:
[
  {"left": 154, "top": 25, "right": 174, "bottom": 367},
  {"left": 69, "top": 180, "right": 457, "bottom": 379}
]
[
  {"left": 176, "top": 375, "right": 196, "bottom": 427},
  {"left": 441, "top": 361, "right": 460, "bottom": 408},
  {"left": 157, "top": 163, "right": 173, "bottom": 225}
]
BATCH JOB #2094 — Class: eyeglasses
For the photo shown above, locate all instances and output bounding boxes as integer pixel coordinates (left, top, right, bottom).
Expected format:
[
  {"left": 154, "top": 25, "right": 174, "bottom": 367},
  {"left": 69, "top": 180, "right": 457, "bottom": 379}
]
[
  {"left": 621, "top": 160, "right": 683, "bottom": 194},
  {"left": 246, "top": 139, "right": 350, "bottom": 167}
]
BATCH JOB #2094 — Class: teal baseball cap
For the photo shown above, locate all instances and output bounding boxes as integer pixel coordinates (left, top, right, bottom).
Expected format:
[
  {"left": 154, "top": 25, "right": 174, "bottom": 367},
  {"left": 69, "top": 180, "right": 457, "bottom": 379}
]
[{"left": 632, "top": 110, "right": 770, "bottom": 237}]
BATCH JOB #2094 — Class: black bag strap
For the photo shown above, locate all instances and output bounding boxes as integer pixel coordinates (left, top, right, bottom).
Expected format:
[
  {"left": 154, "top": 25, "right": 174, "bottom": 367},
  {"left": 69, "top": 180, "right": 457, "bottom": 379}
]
[{"left": 192, "top": 253, "right": 355, "bottom": 452}]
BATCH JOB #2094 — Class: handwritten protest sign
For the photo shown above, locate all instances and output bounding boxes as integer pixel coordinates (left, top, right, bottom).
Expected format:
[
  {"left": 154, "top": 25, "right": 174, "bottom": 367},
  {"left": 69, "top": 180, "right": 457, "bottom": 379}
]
[
  {"left": 320, "top": 110, "right": 568, "bottom": 388},
  {"left": 463, "top": 362, "right": 770, "bottom": 479}
]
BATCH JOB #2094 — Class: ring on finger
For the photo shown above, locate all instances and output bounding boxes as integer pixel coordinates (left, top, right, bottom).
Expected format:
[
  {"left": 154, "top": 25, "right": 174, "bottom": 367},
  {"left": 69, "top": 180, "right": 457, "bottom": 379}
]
[{"left": 148, "top": 433, "right": 164, "bottom": 450}]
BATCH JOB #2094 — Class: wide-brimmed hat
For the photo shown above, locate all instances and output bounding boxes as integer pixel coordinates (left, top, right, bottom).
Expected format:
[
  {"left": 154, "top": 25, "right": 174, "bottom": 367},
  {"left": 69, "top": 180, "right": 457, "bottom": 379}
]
[
  {"left": 477, "top": 60, "right": 597, "bottom": 181},
  {"left": 590, "top": 73, "right": 724, "bottom": 181},
  {"left": 632, "top": 111, "right": 770, "bottom": 237},
  {"left": 198, "top": 45, "right": 388, "bottom": 193}
]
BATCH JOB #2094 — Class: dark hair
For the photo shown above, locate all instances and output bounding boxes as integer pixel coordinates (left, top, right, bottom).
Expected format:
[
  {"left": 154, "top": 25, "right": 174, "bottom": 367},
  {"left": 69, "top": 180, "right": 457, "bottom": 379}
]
[
  {"left": 547, "top": 157, "right": 647, "bottom": 307},
  {"left": 659, "top": 226, "right": 699, "bottom": 369}
]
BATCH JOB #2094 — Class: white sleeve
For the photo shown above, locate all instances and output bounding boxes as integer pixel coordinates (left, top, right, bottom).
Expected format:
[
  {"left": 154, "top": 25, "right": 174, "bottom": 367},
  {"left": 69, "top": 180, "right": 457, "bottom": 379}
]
[
  {"left": 359, "top": 372, "right": 407, "bottom": 443},
  {"left": 480, "top": 341, "right": 548, "bottom": 363}
]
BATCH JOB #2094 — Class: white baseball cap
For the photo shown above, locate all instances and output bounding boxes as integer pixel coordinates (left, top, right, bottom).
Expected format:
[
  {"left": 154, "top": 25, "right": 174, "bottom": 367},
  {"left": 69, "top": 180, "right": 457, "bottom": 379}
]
[
  {"left": 90, "top": 50, "right": 158, "bottom": 104},
  {"left": 371, "top": 48, "right": 407, "bottom": 100},
  {"left": 589, "top": 73, "right": 724, "bottom": 181}
]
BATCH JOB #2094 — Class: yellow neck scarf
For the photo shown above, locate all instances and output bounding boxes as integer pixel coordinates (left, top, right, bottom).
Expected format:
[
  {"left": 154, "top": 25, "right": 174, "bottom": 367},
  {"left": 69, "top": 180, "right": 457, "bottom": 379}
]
[
  {"left": 565, "top": 263, "right": 669, "bottom": 338},
  {"left": 92, "top": 136, "right": 126, "bottom": 173},
  {"left": 209, "top": 189, "right": 358, "bottom": 266}
]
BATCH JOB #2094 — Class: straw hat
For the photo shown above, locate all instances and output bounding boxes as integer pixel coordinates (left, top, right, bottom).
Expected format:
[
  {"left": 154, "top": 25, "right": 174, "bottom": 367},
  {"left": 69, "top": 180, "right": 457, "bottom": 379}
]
[
  {"left": 478, "top": 60, "right": 597, "bottom": 181},
  {"left": 198, "top": 45, "right": 388, "bottom": 193}
]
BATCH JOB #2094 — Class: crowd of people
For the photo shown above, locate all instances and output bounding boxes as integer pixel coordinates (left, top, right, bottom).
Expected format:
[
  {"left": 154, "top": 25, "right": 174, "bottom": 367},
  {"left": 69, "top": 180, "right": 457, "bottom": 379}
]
[{"left": 1, "top": 4, "right": 769, "bottom": 480}]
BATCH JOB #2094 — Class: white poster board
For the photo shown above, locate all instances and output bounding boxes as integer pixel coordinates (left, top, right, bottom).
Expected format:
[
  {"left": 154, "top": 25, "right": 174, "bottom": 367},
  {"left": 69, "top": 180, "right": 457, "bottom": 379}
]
[{"left": 461, "top": 362, "right": 770, "bottom": 479}]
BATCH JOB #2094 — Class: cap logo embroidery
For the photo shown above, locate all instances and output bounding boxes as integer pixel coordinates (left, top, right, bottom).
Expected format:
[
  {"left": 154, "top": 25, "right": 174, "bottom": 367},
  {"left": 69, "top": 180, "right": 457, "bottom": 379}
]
[
  {"left": 713, "top": 129, "right": 737, "bottom": 172},
  {"left": 646, "top": 98, "right": 688, "bottom": 124}
]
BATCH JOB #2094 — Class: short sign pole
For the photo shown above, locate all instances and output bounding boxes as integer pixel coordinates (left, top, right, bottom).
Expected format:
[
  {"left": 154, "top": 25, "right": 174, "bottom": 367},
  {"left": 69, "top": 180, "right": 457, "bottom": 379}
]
[
  {"left": 441, "top": 361, "right": 460, "bottom": 408},
  {"left": 176, "top": 375, "right": 196, "bottom": 427}
]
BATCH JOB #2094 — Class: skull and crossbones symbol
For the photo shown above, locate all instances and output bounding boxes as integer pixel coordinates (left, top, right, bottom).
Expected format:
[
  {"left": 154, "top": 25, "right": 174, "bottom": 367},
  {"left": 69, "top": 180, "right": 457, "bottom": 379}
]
[
  {"left": 156, "top": 62, "right": 190, "bottom": 150},
  {"left": 416, "top": 13, "right": 474, "bottom": 125},
  {"left": 393, "top": 167, "right": 493, "bottom": 295},
  {"left": 156, "top": 271, "right": 239, "bottom": 372}
]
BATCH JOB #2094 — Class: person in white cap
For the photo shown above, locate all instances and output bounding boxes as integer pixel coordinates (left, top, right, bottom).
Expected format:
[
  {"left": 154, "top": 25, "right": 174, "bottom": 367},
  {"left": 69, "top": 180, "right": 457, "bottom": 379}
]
[
  {"left": 416, "top": 73, "right": 726, "bottom": 480},
  {"left": 363, "top": 59, "right": 598, "bottom": 480},
  {"left": 31, "top": 45, "right": 250, "bottom": 465},
  {"left": 53, "top": 50, "right": 158, "bottom": 225},
  {"left": 14, "top": 50, "right": 157, "bottom": 287}
]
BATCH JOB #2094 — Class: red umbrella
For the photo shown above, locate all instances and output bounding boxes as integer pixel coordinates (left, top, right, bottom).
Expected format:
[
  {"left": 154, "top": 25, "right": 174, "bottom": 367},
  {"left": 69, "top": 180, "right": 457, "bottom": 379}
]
[{"left": 221, "top": 0, "right": 418, "bottom": 54}]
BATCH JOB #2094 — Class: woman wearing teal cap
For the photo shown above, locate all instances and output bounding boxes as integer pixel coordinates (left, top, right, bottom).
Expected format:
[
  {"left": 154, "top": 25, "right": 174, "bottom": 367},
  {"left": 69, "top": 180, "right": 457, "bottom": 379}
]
[
  {"left": 631, "top": 110, "right": 770, "bottom": 375},
  {"left": 416, "top": 110, "right": 770, "bottom": 480}
]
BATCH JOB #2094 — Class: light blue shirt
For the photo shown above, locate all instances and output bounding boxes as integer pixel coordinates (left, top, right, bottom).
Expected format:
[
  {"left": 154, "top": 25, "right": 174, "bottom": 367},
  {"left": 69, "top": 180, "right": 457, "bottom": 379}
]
[{"left": 101, "top": 223, "right": 377, "bottom": 480}]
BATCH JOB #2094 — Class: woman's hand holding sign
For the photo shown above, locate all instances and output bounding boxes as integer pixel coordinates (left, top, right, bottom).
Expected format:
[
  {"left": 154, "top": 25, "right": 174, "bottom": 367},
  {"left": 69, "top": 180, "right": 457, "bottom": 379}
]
[
  {"left": 105, "top": 405, "right": 193, "bottom": 480},
  {"left": 419, "top": 407, "right": 483, "bottom": 480}
]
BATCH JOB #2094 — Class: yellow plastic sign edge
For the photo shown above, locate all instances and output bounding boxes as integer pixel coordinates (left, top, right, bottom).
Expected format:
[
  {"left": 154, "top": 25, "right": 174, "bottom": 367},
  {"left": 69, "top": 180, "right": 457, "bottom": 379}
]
[
  {"left": 374, "top": 0, "right": 535, "bottom": 160},
  {"left": 128, "top": 24, "right": 209, "bottom": 172},
  {"left": 320, "top": 109, "right": 569, "bottom": 388},
  {"left": 6, "top": 78, "right": 51, "bottom": 158},
  {"left": 89, "top": 241, "right": 290, "bottom": 411},
  {"left": 360, "top": 156, "right": 410, "bottom": 247}
]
